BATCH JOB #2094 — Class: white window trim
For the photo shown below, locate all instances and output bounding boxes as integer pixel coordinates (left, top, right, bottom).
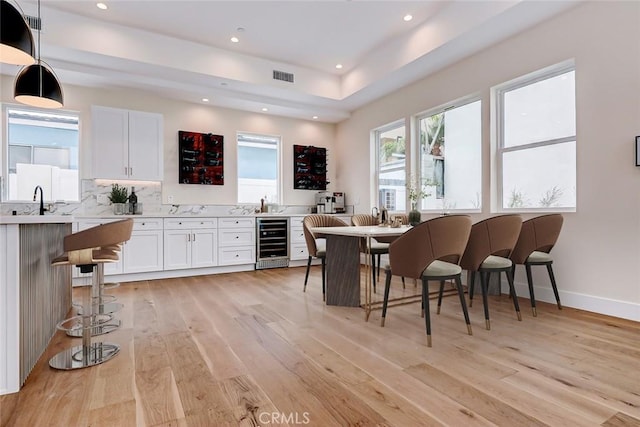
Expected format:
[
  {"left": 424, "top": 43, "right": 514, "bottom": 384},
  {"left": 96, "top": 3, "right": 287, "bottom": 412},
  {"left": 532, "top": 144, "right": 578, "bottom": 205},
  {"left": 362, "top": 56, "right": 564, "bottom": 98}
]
[
  {"left": 414, "top": 94, "right": 483, "bottom": 213},
  {"left": 372, "top": 119, "right": 406, "bottom": 213},
  {"left": 494, "top": 61, "right": 576, "bottom": 213},
  {"left": 236, "top": 131, "right": 282, "bottom": 205}
]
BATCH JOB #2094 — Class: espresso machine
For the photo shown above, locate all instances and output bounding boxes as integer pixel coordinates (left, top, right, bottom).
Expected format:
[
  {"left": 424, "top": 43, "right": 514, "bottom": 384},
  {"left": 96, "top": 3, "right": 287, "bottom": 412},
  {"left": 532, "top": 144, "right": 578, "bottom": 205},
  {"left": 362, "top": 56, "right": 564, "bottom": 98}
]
[{"left": 315, "top": 191, "right": 345, "bottom": 214}]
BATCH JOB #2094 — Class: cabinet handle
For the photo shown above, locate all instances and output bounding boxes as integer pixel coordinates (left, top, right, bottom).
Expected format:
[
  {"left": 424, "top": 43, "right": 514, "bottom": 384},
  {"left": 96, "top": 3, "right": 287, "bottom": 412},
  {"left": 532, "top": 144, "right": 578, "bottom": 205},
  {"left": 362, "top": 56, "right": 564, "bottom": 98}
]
[
  {"left": 130, "top": 167, "right": 133, "bottom": 175},
  {"left": 192, "top": 233, "right": 196, "bottom": 241},
  {"left": 124, "top": 166, "right": 128, "bottom": 175},
  {"left": 235, "top": 235, "right": 239, "bottom": 239},
  {"left": 187, "top": 234, "right": 191, "bottom": 242},
  {"left": 235, "top": 254, "right": 239, "bottom": 257}
]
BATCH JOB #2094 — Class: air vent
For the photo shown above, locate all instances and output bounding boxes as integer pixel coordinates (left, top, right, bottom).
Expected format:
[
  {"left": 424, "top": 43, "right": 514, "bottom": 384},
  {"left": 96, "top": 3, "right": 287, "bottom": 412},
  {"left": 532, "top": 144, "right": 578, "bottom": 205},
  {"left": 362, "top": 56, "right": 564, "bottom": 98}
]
[
  {"left": 273, "top": 70, "right": 294, "bottom": 83},
  {"left": 24, "top": 14, "right": 41, "bottom": 31}
]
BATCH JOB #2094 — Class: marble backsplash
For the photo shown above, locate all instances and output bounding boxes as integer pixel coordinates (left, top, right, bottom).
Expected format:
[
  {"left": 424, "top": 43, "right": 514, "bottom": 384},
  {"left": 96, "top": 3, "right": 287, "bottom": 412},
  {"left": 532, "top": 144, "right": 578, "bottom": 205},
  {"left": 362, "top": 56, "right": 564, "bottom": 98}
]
[{"left": 0, "top": 180, "right": 321, "bottom": 216}]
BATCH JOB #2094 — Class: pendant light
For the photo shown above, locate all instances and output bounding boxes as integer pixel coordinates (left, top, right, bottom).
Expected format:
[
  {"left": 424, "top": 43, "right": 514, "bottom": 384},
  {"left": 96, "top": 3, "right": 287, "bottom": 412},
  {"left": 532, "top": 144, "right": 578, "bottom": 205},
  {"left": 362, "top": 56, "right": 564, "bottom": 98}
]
[
  {"left": 0, "top": 0, "right": 35, "bottom": 65},
  {"left": 14, "top": 0, "right": 64, "bottom": 108}
]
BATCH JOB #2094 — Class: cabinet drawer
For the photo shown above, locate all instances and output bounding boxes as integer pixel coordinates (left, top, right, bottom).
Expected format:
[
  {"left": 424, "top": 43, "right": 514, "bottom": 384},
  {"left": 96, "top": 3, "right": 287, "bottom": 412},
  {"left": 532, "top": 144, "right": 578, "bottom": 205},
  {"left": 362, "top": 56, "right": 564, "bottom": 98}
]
[
  {"left": 290, "top": 226, "right": 306, "bottom": 243},
  {"left": 218, "top": 217, "right": 254, "bottom": 229},
  {"left": 290, "top": 243, "right": 309, "bottom": 260},
  {"left": 133, "top": 218, "right": 163, "bottom": 230},
  {"left": 218, "top": 228, "right": 255, "bottom": 247},
  {"left": 164, "top": 218, "right": 217, "bottom": 230},
  {"left": 219, "top": 247, "right": 255, "bottom": 265},
  {"left": 290, "top": 216, "right": 305, "bottom": 228}
]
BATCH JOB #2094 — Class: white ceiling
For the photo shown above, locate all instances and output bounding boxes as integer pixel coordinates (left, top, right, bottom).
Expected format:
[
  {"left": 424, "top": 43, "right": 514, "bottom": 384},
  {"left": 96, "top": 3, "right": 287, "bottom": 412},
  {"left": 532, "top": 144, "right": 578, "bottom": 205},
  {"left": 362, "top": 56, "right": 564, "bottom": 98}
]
[{"left": 2, "top": 0, "right": 578, "bottom": 123}]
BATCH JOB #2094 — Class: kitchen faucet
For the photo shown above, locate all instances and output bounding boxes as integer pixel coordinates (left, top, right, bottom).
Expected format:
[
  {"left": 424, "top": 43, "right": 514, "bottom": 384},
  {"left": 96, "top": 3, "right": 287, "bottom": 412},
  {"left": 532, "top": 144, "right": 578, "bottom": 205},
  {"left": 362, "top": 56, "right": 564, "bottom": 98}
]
[{"left": 33, "top": 185, "right": 46, "bottom": 215}]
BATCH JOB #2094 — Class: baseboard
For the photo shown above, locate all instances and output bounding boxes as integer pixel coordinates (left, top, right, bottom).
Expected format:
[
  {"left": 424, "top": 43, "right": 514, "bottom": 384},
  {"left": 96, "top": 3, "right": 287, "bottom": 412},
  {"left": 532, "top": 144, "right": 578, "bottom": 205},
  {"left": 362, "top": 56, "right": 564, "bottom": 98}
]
[{"left": 501, "top": 280, "right": 640, "bottom": 322}]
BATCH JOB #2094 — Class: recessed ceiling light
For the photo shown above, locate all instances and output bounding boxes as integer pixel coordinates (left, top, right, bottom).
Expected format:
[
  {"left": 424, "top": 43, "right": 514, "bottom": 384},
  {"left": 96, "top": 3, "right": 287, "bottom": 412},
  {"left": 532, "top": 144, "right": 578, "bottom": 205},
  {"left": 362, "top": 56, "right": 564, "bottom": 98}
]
[
  {"left": 261, "top": 107, "right": 268, "bottom": 112},
  {"left": 202, "top": 98, "right": 209, "bottom": 102},
  {"left": 96, "top": 2, "right": 108, "bottom": 10},
  {"left": 403, "top": 14, "right": 413, "bottom": 22},
  {"left": 335, "top": 64, "right": 343, "bottom": 69},
  {"left": 230, "top": 36, "right": 239, "bottom": 43},
  {"left": 312, "top": 116, "right": 318, "bottom": 120}
]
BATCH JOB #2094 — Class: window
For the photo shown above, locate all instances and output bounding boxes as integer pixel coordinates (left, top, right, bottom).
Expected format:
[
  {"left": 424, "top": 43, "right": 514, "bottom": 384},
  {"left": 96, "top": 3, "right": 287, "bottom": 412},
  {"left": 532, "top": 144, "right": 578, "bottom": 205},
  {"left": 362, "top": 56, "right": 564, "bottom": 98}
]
[
  {"left": 374, "top": 122, "right": 405, "bottom": 211},
  {"left": 5, "top": 108, "right": 79, "bottom": 202},
  {"left": 417, "top": 99, "right": 482, "bottom": 211},
  {"left": 237, "top": 132, "right": 280, "bottom": 204},
  {"left": 497, "top": 65, "right": 576, "bottom": 210}
]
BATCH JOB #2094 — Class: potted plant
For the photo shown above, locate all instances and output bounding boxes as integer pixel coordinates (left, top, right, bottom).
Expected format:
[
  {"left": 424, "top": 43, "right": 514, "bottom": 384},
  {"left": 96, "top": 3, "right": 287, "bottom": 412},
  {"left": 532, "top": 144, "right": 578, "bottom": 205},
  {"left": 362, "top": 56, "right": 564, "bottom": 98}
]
[
  {"left": 108, "top": 184, "right": 128, "bottom": 215},
  {"left": 407, "top": 175, "right": 431, "bottom": 226}
]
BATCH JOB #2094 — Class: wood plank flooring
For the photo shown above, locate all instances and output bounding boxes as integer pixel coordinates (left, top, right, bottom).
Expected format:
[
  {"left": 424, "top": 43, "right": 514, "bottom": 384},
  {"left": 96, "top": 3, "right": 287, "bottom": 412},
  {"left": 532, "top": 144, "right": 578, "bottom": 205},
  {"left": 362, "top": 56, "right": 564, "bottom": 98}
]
[{"left": 2, "top": 266, "right": 640, "bottom": 426}]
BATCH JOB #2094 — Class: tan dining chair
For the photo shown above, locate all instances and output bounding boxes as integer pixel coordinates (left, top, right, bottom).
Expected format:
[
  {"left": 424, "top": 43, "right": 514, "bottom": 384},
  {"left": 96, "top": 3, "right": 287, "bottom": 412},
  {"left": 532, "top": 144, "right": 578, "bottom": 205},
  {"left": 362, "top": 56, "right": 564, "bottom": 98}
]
[
  {"left": 351, "top": 214, "right": 388, "bottom": 292},
  {"left": 302, "top": 214, "right": 348, "bottom": 301},
  {"left": 380, "top": 215, "right": 473, "bottom": 347},
  {"left": 460, "top": 214, "right": 522, "bottom": 330},
  {"left": 510, "top": 214, "right": 564, "bottom": 316}
]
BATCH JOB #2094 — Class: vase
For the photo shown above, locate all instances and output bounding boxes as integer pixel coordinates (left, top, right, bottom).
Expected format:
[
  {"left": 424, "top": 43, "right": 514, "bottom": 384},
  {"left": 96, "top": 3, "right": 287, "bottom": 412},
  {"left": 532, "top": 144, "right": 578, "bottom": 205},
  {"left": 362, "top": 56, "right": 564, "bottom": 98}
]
[
  {"left": 113, "top": 203, "right": 127, "bottom": 215},
  {"left": 408, "top": 202, "right": 421, "bottom": 226}
]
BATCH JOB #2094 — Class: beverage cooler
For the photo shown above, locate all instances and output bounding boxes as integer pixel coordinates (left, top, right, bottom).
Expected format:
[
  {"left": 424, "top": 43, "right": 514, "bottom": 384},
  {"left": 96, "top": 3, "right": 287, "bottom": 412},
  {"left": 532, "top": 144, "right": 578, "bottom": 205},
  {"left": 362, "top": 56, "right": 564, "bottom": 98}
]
[{"left": 256, "top": 217, "right": 290, "bottom": 269}]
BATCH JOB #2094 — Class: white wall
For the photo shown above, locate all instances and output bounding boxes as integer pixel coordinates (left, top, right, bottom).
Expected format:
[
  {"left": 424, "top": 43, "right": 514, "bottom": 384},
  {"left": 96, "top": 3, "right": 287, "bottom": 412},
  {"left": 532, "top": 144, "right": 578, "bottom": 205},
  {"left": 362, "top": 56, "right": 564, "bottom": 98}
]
[
  {"left": 336, "top": 1, "right": 640, "bottom": 320},
  {"left": 0, "top": 78, "right": 336, "bottom": 207}
]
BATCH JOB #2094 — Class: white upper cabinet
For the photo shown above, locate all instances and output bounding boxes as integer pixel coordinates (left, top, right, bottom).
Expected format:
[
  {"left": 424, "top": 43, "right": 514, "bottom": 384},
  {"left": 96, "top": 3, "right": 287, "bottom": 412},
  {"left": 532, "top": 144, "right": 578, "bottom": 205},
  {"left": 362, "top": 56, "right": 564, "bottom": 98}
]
[{"left": 91, "top": 106, "right": 163, "bottom": 181}]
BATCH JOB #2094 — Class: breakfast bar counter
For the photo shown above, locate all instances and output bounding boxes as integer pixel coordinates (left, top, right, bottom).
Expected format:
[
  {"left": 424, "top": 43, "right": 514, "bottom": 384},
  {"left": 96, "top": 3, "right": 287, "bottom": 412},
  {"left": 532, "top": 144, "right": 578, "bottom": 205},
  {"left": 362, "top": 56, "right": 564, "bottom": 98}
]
[{"left": 0, "top": 216, "right": 73, "bottom": 395}]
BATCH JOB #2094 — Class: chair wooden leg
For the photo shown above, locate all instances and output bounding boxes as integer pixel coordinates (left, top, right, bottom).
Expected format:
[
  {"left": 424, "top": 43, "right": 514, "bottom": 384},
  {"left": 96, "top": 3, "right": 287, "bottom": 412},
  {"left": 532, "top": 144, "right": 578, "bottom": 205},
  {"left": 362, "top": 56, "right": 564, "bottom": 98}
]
[
  {"left": 380, "top": 270, "right": 393, "bottom": 327},
  {"left": 370, "top": 254, "right": 377, "bottom": 294},
  {"left": 377, "top": 254, "right": 381, "bottom": 285},
  {"left": 402, "top": 277, "right": 405, "bottom": 289},
  {"left": 437, "top": 280, "right": 445, "bottom": 314},
  {"left": 507, "top": 269, "right": 522, "bottom": 321},
  {"left": 303, "top": 256, "right": 312, "bottom": 292},
  {"left": 480, "top": 271, "right": 490, "bottom": 330},
  {"left": 525, "top": 263, "right": 536, "bottom": 316},
  {"left": 422, "top": 277, "right": 432, "bottom": 347},
  {"left": 455, "top": 275, "right": 472, "bottom": 335},
  {"left": 547, "top": 263, "right": 562, "bottom": 310},
  {"left": 321, "top": 257, "right": 326, "bottom": 302},
  {"left": 468, "top": 271, "right": 476, "bottom": 307}
]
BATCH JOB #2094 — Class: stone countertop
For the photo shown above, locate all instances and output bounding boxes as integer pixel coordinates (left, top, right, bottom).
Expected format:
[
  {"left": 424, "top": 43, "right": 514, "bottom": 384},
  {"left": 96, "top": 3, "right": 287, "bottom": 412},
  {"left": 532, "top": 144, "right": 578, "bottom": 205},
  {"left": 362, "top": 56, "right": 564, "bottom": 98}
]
[
  {"left": 75, "top": 213, "right": 351, "bottom": 219},
  {"left": 0, "top": 215, "right": 74, "bottom": 225}
]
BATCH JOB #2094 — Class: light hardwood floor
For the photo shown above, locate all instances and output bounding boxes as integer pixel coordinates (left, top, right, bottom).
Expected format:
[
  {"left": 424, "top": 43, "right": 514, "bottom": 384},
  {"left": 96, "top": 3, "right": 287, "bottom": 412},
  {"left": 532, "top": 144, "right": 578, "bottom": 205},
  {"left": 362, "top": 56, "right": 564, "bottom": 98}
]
[{"left": 2, "top": 266, "right": 639, "bottom": 426}]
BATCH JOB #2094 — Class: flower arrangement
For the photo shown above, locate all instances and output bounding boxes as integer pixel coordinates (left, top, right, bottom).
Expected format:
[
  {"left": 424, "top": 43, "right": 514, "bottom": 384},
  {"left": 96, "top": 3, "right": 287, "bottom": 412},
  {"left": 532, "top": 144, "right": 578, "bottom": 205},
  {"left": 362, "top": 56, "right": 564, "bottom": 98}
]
[{"left": 406, "top": 175, "right": 431, "bottom": 203}]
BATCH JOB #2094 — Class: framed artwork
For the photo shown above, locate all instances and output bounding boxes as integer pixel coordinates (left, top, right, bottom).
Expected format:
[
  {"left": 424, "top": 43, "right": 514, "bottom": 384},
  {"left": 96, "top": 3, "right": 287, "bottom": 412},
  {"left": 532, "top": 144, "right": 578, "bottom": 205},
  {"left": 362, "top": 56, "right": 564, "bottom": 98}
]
[
  {"left": 293, "top": 145, "right": 328, "bottom": 190},
  {"left": 178, "top": 131, "right": 224, "bottom": 185},
  {"left": 636, "top": 136, "right": 640, "bottom": 166}
]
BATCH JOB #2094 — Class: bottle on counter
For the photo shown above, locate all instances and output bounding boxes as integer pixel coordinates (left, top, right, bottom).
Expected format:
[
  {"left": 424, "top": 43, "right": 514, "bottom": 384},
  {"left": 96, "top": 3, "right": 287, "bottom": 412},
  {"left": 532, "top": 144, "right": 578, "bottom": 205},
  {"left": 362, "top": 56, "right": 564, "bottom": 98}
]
[{"left": 128, "top": 187, "right": 138, "bottom": 214}]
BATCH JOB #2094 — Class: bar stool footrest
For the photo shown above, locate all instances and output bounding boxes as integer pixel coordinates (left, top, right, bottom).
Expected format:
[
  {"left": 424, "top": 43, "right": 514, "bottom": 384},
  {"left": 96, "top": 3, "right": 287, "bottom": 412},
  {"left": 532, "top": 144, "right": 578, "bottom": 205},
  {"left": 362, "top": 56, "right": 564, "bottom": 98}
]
[
  {"left": 66, "top": 320, "right": 121, "bottom": 337},
  {"left": 49, "top": 342, "right": 120, "bottom": 370}
]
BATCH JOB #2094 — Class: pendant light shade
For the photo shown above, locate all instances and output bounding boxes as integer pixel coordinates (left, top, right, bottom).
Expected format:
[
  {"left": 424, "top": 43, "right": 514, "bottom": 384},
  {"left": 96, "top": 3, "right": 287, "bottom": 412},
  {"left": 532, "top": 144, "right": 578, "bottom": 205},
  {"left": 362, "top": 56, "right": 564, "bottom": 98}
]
[
  {"left": 13, "top": 0, "right": 64, "bottom": 108},
  {"left": 14, "top": 61, "right": 64, "bottom": 108},
  {"left": 0, "top": 0, "right": 36, "bottom": 65}
]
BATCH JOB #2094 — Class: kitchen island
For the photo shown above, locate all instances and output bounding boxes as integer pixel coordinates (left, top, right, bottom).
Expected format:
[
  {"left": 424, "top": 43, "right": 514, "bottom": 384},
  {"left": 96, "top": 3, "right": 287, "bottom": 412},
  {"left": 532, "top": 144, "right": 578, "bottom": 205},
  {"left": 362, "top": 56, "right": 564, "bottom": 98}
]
[{"left": 0, "top": 216, "right": 73, "bottom": 395}]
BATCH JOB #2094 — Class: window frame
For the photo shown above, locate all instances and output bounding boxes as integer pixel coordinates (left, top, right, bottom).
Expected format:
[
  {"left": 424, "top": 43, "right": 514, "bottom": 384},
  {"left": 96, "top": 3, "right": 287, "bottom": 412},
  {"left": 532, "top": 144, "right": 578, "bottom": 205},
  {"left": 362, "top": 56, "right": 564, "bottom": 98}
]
[
  {"left": 372, "top": 119, "right": 406, "bottom": 213},
  {"left": 236, "top": 131, "right": 282, "bottom": 205},
  {"left": 495, "top": 61, "right": 576, "bottom": 213},
  {"left": 2, "top": 104, "right": 81, "bottom": 203},
  {"left": 414, "top": 94, "right": 483, "bottom": 213}
]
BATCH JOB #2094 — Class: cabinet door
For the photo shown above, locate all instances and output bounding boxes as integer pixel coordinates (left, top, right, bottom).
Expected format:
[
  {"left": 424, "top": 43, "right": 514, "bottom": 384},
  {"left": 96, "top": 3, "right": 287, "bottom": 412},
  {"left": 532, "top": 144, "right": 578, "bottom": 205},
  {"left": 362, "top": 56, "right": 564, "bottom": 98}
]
[
  {"left": 128, "top": 111, "right": 163, "bottom": 181},
  {"left": 163, "top": 229, "right": 191, "bottom": 270},
  {"left": 91, "top": 106, "right": 129, "bottom": 179},
  {"left": 191, "top": 229, "right": 217, "bottom": 268},
  {"left": 124, "top": 230, "right": 163, "bottom": 273}
]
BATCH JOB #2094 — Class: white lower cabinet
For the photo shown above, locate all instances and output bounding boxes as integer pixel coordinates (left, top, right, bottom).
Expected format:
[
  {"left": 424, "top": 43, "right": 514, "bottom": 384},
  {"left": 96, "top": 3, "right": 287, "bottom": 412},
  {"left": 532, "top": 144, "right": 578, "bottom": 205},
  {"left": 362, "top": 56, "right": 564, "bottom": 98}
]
[
  {"left": 289, "top": 215, "right": 308, "bottom": 261},
  {"left": 218, "top": 217, "right": 255, "bottom": 266},
  {"left": 76, "top": 218, "right": 163, "bottom": 275},
  {"left": 163, "top": 218, "right": 217, "bottom": 270}
]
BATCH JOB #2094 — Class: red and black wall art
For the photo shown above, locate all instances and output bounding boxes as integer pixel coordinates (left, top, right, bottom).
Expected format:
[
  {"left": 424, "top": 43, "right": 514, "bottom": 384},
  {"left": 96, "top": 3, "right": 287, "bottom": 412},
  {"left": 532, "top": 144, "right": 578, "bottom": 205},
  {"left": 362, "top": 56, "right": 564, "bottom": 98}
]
[
  {"left": 293, "top": 144, "right": 328, "bottom": 190},
  {"left": 178, "top": 131, "right": 224, "bottom": 185}
]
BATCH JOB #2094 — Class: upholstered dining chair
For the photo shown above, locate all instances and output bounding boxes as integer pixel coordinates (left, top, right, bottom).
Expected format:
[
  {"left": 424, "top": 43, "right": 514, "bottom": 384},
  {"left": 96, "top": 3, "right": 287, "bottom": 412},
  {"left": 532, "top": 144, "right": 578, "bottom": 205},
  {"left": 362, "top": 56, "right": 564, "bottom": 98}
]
[
  {"left": 380, "top": 215, "right": 473, "bottom": 347},
  {"left": 510, "top": 214, "right": 564, "bottom": 316},
  {"left": 302, "top": 215, "right": 348, "bottom": 301},
  {"left": 460, "top": 214, "right": 523, "bottom": 330},
  {"left": 351, "top": 214, "right": 388, "bottom": 292}
]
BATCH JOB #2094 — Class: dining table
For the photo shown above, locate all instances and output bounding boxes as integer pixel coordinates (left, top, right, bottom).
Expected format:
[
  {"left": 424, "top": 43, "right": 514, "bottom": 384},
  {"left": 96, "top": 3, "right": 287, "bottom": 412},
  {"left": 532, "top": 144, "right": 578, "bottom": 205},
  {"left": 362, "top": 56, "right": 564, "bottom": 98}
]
[{"left": 309, "top": 224, "right": 412, "bottom": 320}]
